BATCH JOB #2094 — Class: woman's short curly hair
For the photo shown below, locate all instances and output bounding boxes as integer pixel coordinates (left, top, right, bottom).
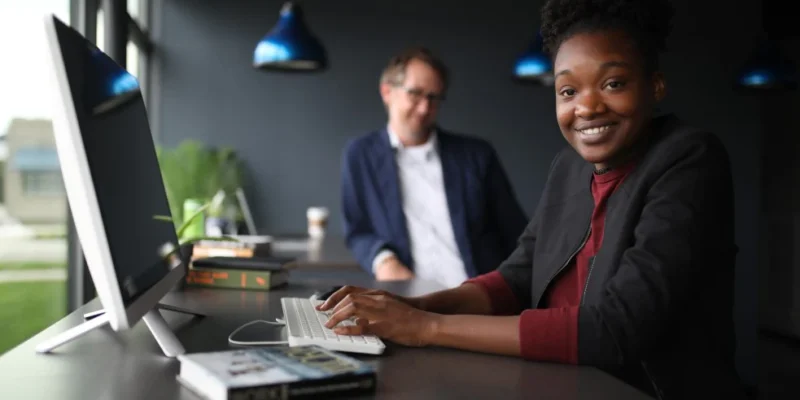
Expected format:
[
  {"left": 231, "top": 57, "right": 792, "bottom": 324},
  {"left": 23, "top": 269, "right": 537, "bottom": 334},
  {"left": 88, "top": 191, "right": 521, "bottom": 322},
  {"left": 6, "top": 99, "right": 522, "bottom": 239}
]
[{"left": 540, "top": 0, "right": 675, "bottom": 72}]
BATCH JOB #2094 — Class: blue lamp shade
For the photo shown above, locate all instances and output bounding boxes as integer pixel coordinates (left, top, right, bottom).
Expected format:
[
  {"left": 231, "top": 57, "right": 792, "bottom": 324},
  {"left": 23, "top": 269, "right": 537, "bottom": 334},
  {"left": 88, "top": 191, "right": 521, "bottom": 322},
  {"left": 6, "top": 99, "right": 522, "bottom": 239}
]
[
  {"left": 253, "top": 2, "right": 327, "bottom": 71},
  {"left": 736, "top": 39, "right": 797, "bottom": 91},
  {"left": 514, "top": 33, "right": 554, "bottom": 85}
]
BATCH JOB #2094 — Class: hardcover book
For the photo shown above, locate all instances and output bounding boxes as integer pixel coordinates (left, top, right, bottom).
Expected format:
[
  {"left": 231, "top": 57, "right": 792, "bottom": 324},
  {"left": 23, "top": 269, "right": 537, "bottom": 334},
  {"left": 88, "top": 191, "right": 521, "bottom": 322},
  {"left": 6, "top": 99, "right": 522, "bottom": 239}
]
[
  {"left": 176, "top": 346, "right": 377, "bottom": 400},
  {"left": 185, "top": 267, "right": 288, "bottom": 290}
]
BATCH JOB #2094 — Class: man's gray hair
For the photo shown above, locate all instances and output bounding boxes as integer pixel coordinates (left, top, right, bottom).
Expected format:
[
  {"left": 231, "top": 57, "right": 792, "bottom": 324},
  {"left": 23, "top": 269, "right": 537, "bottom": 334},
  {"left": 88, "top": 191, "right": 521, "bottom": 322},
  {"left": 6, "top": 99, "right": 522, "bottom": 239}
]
[{"left": 379, "top": 47, "right": 449, "bottom": 91}]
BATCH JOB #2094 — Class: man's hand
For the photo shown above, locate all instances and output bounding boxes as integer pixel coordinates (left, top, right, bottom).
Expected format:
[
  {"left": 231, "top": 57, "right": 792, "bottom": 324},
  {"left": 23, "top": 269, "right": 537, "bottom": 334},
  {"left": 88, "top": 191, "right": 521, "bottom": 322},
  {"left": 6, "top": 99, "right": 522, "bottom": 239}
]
[{"left": 375, "top": 256, "right": 414, "bottom": 281}]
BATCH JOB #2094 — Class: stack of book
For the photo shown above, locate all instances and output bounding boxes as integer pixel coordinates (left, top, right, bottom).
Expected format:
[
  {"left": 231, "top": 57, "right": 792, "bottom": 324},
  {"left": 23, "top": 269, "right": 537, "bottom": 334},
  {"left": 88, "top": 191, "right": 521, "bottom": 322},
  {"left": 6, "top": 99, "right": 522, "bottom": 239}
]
[{"left": 185, "top": 237, "right": 291, "bottom": 291}]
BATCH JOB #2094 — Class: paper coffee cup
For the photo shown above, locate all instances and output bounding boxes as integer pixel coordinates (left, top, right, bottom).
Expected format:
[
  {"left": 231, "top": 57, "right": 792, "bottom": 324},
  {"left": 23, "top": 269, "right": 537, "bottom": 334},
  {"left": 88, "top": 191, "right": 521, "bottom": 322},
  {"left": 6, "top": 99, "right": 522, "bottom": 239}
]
[{"left": 307, "top": 207, "right": 329, "bottom": 238}]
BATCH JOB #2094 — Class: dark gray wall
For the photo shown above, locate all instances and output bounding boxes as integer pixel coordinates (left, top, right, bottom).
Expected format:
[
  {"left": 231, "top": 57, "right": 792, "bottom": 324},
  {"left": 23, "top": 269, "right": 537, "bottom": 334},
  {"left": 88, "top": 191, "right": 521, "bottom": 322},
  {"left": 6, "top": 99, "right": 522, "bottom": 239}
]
[
  {"left": 760, "top": 37, "right": 800, "bottom": 340},
  {"left": 151, "top": 0, "right": 759, "bottom": 386}
]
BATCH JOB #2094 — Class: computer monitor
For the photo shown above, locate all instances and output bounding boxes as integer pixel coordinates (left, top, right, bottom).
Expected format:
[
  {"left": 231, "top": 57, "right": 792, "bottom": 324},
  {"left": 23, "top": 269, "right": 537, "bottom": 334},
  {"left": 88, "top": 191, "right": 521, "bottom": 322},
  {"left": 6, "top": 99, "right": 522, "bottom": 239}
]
[{"left": 36, "top": 14, "right": 202, "bottom": 357}]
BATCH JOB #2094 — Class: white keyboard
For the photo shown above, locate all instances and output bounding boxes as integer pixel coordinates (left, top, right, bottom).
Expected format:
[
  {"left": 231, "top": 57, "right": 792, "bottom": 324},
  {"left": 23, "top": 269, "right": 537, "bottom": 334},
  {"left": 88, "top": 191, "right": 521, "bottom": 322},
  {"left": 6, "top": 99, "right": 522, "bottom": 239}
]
[{"left": 280, "top": 297, "right": 385, "bottom": 355}]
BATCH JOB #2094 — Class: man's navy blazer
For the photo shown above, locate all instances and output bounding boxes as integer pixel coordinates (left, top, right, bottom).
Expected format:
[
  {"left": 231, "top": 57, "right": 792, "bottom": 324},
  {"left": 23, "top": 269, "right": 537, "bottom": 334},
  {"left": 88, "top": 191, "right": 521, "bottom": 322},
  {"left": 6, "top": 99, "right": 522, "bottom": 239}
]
[{"left": 340, "top": 128, "right": 528, "bottom": 277}]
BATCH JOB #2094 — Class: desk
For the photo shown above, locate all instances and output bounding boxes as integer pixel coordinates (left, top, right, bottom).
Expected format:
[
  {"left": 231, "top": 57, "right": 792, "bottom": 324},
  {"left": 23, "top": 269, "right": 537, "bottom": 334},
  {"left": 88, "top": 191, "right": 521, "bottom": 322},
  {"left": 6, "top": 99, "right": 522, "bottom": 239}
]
[
  {"left": 270, "top": 235, "right": 369, "bottom": 283},
  {"left": 0, "top": 274, "right": 651, "bottom": 399},
  {"left": 271, "top": 235, "right": 361, "bottom": 270}
]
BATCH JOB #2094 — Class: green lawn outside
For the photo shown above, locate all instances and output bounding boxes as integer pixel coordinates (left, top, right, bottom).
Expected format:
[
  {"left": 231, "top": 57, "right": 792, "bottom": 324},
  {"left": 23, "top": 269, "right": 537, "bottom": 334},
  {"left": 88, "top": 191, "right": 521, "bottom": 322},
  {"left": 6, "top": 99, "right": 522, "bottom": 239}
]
[
  {"left": 0, "top": 262, "right": 66, "bottom": 271},
  {"left": 0, "top": 281, "right": 66, "bottom": 354},
  {"left": 34, "top": 232, "right": 67, "bottom": 240},
  {"left": 30, "top": 224, "right": 67, "bottom": 240}
]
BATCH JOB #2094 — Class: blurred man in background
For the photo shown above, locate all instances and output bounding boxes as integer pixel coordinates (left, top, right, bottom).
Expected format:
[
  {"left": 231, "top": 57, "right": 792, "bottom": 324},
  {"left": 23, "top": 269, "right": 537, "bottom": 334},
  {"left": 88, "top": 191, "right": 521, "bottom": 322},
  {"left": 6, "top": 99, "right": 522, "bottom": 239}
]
[{"left": 340, "top": 47, "right": 527, "bottom": 288}]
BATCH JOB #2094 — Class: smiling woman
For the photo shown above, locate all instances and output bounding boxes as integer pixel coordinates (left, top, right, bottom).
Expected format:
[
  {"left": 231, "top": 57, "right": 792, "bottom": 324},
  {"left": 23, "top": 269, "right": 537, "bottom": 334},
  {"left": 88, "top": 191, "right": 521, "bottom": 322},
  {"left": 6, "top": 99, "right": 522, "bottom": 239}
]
[{"left": 319, "top": 0, "right": 748, "bottom": 398}]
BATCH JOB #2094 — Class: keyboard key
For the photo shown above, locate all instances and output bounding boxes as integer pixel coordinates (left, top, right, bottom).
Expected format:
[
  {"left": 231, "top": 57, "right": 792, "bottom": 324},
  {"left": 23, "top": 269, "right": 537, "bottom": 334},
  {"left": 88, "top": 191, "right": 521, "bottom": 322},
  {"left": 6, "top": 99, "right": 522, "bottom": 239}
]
[
  {"left": 337, "top": 335, "right": 352, "bottom": 342},
  {"left": 323, "top": 329, "right": 338, "bottom": 340},
  {"left": 286, "top": 311, "right": 303, "bottom": 337}
]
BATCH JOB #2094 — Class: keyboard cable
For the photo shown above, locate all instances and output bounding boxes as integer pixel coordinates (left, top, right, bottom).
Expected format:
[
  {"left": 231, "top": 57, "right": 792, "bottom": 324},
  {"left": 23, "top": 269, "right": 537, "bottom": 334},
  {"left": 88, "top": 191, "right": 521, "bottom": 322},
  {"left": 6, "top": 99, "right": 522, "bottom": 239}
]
[
  {"left": 227, "top": 294, "right": 320, "bottom": 346},
  {"left": 227, "top": 319, "right": 288, "bottom": 346}
]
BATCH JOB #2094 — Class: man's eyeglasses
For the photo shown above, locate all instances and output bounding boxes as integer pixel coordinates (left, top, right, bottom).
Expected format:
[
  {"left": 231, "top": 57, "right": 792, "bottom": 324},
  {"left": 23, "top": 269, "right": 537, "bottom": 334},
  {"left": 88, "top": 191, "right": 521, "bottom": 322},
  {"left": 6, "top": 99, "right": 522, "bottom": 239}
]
[{"left": 392, "top": 84, "right": 446, "bottom": 105}]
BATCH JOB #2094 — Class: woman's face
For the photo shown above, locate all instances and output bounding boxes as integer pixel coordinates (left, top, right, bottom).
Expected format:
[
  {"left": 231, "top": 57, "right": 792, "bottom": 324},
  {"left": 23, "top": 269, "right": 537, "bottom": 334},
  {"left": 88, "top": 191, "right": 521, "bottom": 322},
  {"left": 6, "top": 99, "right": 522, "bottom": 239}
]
[{"left": 553, "top": 29, "right": 665, "bottom": 170}]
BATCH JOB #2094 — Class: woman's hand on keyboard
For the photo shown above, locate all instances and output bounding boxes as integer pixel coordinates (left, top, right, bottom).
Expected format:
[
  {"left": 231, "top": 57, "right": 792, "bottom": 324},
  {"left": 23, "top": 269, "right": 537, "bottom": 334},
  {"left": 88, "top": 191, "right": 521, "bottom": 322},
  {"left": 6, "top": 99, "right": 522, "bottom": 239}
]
[
  {"left": 316, "top": 286, "right": 421, "bottom": 312},
  {"left": 319, "top": 290, "right": 439, "bottom": 347}
]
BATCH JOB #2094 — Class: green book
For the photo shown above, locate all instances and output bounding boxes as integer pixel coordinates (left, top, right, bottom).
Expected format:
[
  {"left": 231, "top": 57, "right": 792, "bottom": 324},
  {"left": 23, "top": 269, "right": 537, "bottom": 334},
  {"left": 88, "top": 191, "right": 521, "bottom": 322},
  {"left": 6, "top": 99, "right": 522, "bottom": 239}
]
[{"left": 186, "top": 266, "right": 288, "bottom": 290}]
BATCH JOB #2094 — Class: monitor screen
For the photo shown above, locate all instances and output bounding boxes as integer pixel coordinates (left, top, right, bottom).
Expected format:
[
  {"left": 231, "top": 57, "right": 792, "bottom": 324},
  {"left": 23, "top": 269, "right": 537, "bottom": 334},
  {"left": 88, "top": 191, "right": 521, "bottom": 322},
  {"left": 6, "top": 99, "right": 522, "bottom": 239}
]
[{"left": 54, "top": 19, "right": 180, "bottom": 306}]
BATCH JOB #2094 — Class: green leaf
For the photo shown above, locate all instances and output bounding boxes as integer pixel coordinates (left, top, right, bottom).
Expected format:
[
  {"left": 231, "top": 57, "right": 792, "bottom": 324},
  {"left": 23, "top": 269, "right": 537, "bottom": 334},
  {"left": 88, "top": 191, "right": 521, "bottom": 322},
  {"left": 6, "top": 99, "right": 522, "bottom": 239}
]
[
  {"left": 178, "top": 235, "right": 238, "bottom": 246},
  {"left": 152, "top": 215, "right": 173, "bottom": 222}
]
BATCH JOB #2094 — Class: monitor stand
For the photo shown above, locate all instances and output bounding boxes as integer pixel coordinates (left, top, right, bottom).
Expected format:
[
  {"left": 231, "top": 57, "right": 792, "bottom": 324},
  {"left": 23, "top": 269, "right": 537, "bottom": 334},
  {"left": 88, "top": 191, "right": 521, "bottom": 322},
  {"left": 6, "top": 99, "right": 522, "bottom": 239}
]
[{"left": 35, "top": 304, "right": 205, "bottom": 357}]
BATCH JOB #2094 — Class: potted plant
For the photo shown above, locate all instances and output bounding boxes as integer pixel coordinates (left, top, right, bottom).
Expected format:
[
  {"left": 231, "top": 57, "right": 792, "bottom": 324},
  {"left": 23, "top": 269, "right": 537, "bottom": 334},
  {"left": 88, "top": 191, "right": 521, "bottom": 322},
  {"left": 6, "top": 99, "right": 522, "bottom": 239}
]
[
  {"left": 153, "top": 192, "right": 232, "bottom": 253},
  {"left": 156, "top": 140, "right": 245, "bottom": 237},
  {"left": 153, "top": 194, "right": 237, "bottom": 290}
]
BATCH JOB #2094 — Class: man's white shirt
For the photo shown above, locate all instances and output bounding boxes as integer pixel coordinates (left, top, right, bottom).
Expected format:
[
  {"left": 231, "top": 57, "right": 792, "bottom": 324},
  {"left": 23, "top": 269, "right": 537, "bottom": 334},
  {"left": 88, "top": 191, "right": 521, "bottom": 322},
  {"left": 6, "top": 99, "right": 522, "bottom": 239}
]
[{"left": 372, "top": 128, "right": 469, "bottom": 288}]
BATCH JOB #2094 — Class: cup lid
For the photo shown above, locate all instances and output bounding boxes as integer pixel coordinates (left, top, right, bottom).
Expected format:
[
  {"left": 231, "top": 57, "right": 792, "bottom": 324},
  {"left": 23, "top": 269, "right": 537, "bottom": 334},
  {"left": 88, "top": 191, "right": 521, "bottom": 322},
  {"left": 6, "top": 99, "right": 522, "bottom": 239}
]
[{"left": 307, "top": 207, "right": 329, "bottom": 219}]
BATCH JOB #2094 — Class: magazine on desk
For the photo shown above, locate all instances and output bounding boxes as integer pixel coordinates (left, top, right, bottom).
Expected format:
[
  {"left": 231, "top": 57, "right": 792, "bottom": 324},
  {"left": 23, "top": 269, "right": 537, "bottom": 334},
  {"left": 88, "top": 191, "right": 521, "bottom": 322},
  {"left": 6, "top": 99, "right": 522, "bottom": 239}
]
[{"left": 176, "top": 345, "right": 377, "bottom": 400}]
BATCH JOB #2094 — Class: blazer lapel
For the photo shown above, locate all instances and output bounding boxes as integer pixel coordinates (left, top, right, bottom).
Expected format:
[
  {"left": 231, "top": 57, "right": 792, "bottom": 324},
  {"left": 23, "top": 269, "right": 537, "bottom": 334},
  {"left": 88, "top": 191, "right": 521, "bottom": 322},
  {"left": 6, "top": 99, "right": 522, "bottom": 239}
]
[
  {"left": 438, "top": 133, "right": 475, "bottom": 276},
  {"left": 368, "top": 130, "right": 410, "bottom": 261}
]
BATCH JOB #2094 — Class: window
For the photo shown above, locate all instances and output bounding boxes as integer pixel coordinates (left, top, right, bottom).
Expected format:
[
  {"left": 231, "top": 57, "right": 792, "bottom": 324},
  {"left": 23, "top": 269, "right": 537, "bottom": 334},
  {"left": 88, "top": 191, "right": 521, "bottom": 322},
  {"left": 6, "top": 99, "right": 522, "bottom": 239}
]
[
  {"left": 0, "top": 0, "right": 71, "bottom": 355},
  {"left": 127, "top": 40, "right": 140, "bottom": 79},
  {"left": 68, "top": 0, "right": 153, "bottom": 314},
  {"left": 22, "top": 171, "right": 64, "bottom": 196},
  {"left": 0, "top": 0, "right": 153, "bottom": 356},
  {"left": 127, "top": 0, "right": 140, "bottom": 24},
  {"left": 96, "top": 1, "right": 148, "bottom": 96},
  {"left": 12, "top": 146, "right": 63, "bottom": 197}
]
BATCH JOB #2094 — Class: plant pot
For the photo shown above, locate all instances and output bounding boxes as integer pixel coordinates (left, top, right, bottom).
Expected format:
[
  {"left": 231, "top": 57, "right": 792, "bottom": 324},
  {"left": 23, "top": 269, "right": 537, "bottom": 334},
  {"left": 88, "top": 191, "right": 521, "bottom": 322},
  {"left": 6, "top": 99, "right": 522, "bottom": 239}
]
[
  {"left": 205, "top": 216, "right": 233, "bottom": 236},
  {"left": 182, "top": 198, "right": 206, "bottom": 238}
]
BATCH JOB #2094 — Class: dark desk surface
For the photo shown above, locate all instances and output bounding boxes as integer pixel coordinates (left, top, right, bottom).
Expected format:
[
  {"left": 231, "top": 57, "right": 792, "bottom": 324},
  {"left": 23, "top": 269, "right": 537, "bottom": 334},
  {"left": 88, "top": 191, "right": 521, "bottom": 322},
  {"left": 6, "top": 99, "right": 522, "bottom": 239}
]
[
  {"left": 271, "top": 235, "right": 361, "bottom": 270},
  {"left": 0, "top": 273, "right": 652, "bottom": 399}
]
